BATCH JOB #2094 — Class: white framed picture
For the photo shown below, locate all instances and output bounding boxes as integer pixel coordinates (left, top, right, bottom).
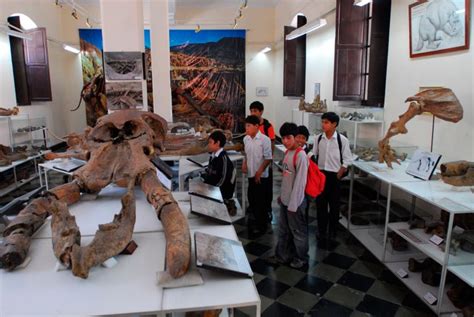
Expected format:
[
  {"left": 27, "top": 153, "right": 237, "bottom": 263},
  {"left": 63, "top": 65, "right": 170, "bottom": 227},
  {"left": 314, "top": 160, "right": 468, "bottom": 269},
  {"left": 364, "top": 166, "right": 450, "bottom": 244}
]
[
  {"left": 409, "top": 0, "right": 470, "bottom": 58},
  {"left": 256, "top": 87, "right": 268, "bottom": 97},
  {"left": 406, "top": 149, "right": 442, "bottom": 180},
  {"left": 314, "top": 83, "right": 320, "bottom": 98}
]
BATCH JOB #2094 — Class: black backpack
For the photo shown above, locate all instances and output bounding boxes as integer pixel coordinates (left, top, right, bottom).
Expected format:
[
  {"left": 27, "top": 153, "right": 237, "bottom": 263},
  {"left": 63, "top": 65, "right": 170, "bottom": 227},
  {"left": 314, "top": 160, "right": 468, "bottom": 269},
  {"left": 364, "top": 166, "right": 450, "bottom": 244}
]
[{"left": 261, "top": 119, "right": 272, "bottom": 137}]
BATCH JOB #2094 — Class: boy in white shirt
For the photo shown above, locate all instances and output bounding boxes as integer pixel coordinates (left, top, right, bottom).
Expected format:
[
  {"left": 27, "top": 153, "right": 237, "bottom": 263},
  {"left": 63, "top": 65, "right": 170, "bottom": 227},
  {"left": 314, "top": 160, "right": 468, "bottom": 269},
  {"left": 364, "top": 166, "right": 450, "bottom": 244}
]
[
  {"left": 313, "top": 112, "right": 352, "bottom": 241},
  {"left": 243, "top": 115, "right": 272, "bottom": 237}
]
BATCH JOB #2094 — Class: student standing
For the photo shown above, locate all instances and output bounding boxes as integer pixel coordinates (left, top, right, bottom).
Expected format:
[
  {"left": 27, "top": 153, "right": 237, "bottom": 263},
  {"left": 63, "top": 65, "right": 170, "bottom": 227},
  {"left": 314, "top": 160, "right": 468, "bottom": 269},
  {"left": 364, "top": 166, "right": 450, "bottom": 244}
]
[
  {"left": 313, "top": 112, "right": 352, "bottom": 241},
  {"left": 249, "top": 101, "right": 275, "bottom": 225},
  {"left": 274, "top": 122, "right": 309, "bottom": 269},
  {"left": 201, "top": 130, "right": 237, "bottom": 215},
  {"left": 296, "top": 125, "right": 313, "bottom": 155},
  {"left": 243, "top": 115, "right": 273, "bottom": 236}
]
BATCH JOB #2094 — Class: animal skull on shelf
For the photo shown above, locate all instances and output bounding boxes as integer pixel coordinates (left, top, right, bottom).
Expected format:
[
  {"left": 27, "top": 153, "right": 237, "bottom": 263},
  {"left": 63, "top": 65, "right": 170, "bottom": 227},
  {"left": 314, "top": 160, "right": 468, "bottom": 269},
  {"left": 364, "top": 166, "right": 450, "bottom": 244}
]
[
  {"left": 378, "top": 88, "right": 463, "bottom": 168},
  {"left": 0, "top": 110, "right": 191, "bottom": 279}
]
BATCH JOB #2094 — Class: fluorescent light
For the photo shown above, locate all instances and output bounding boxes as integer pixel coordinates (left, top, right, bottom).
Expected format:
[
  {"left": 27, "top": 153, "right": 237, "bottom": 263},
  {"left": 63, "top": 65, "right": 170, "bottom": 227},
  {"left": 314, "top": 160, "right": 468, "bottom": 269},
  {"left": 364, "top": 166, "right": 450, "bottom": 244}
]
[
  {"left": 259, "top": 47, "right": 272, "bottom": 54},
  {"left": 285, "top": 18, "right": 327, "bottom": 40},
  {"left": 63, "top": 44, "right": 80, "bottom": 54},
  {"left": 354, "top": 0, "right": 372, "bottom": 6}
]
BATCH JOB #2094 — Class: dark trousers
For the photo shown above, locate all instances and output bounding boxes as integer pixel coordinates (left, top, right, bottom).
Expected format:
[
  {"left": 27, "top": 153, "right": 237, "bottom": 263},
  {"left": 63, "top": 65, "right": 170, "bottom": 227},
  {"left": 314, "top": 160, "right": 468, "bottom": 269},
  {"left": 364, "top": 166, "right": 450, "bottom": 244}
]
[
  {"left": 276, "top": 199, "right": 309, "bottom": 263},
  {"left": 248, "top": 176, "right": 271, "bottom": 231},
  {"left": 316, "top": 171, "right": 341, "bottom": 237}
]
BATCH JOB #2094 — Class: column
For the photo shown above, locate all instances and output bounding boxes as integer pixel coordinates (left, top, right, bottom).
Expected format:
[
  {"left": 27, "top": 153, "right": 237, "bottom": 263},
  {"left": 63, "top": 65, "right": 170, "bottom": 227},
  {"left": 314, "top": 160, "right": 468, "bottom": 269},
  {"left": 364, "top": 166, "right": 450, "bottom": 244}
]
[
  {"left": 100, "top": 0, "right": 147, "bottom": 110},
  {"left": 149, "top": 0, "right": 173, "bottom": 122}
]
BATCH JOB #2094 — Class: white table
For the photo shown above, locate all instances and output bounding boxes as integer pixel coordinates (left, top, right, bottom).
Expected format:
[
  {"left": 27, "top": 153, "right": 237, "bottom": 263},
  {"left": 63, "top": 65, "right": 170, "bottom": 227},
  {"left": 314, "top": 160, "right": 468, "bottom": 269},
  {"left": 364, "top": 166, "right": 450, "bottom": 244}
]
[
  {"left": 347, "top": 161, "right": 425, "bottom": 263},
  {"left": 1, "top": 231, "right": 166, "bottom": 316},
  {"left": 1, "top": 191, "right": 260, "bottom": 317},
  {"left": 162, "top": 225, "right": 261, "bottom": 316},
  {"left": 33, "top": 187, "right": 244, "bottom": 239},
  {"left": 38, "top": 159, "right": 78, "bottom": 190}
]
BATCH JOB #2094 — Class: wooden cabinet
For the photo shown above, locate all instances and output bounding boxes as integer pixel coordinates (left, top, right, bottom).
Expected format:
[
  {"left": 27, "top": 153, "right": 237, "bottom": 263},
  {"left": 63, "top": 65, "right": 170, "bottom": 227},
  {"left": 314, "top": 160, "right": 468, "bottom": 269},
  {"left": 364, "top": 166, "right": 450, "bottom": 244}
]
[
  {"left": 333, "top": 0, "right": 391, "bottom": 106},
  {"left": 283, "top": 16, "right": 306, "bottom": 97}
]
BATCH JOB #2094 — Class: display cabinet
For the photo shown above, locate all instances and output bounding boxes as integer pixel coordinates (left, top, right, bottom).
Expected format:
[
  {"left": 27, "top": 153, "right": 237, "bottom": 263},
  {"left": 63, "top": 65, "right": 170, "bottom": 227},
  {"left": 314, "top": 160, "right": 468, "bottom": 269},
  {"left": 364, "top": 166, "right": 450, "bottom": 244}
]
[
  {"left": 336, "top": 105, "right": 385, "bottom": 150},
  {"left": 345, "top": 158, "right": 474, "bottom": 315},
  {"left": 10, "top": 115, "right": 48, "bottom": 149}
]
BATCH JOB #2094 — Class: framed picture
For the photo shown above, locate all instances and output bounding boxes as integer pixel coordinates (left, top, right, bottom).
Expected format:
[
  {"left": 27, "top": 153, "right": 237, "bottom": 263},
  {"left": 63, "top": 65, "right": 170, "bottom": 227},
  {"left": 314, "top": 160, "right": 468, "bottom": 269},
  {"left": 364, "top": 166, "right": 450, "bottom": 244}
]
[
  {"left": 314, "top": 83, "right": 320, "bottom": 98},
  {"left": 256, "top": 87, "right": 268, "bottom": 97},
  {"left": 104, "top": 51, "right": 145, "bottom": 81},
  {"left": 409, "top": 0, "right": 470, "bottom": 58},
  {"left": 105, "top": 81, "right": 143, "bottom": 110},
  {"left": 406, "top": 149, "right": 442, "bottom": 180}
]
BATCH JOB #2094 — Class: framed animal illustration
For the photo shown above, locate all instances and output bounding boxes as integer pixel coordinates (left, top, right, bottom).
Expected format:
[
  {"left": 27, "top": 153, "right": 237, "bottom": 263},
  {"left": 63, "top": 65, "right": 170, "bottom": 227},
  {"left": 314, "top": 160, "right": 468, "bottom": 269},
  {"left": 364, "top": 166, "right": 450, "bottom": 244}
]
[{"left": 409, "top": 0, "right": 470, "bottom": 58}]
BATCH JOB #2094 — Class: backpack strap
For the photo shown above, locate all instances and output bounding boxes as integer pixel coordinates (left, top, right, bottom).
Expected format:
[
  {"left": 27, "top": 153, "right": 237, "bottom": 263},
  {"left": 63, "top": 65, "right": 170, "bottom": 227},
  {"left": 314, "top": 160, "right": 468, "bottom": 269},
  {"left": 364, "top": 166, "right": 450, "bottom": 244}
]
[
  {"left": 315, "top": 133, "right": 344, "bottom": 166},
  {"left": 284, "top": 147, "right": 304, "bottom": 170},
  {"left": 262, "top": 119, "right": 271, "bottom": 137},
  {"left": 292, "top": 147, "right": 304, "bottom": 169},
  {"left": 315, "top": 134, "right": 323, "bottom": 163},
  {"left": 336, "top": 132, "right": 344, "bottom": 165}
]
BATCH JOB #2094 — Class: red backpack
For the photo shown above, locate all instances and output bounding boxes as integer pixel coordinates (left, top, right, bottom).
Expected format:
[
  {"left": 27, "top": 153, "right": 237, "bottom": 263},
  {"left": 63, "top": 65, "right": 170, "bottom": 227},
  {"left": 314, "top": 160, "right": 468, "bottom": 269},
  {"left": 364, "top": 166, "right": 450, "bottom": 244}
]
[{"left": 286, "top": 147, "right": 326, "bottom": 199}]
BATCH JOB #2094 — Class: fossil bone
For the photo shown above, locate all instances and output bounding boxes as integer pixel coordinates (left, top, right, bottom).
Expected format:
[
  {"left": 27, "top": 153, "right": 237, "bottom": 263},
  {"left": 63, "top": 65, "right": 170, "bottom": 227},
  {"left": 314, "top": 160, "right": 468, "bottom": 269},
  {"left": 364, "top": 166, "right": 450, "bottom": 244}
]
[
  {"left": 379, "top": 88, "right": 463, "bottom": 168},
  {"left": 0, "top": 106, "right": 19, "bottom": 116},
  {"left": 440, "top": 161, "right": 474, "bottom": 186},
  {"left": 1, "top": 110, "right": 191, "bottom": 279}
]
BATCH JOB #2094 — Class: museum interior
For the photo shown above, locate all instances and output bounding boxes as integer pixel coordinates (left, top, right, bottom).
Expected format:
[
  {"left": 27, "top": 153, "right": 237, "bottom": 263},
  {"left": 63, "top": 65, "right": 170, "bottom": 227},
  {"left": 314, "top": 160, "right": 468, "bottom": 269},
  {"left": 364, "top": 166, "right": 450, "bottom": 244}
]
[{"left": 0, "top": 0, "right": 473, "bottom": 316}]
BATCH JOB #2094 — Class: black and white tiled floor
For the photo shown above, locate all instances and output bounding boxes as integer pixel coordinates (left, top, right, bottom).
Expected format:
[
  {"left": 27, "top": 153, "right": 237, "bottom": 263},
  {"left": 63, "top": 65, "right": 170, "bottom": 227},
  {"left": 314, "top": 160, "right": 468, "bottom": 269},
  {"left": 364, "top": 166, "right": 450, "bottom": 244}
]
[{"left": 232, "top": 164, "right": 437, "bottom": 317}]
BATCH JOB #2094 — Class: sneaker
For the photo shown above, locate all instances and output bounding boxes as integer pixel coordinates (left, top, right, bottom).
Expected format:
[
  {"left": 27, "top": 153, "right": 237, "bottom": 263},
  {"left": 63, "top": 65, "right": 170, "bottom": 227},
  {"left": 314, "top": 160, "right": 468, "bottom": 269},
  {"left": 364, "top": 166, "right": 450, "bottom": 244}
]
[
  {"left": 265, "top": 255, "right": 288, "bottom": 265},
  {"left": 289, "top": 258, "right": 308, "bottom": 269}
]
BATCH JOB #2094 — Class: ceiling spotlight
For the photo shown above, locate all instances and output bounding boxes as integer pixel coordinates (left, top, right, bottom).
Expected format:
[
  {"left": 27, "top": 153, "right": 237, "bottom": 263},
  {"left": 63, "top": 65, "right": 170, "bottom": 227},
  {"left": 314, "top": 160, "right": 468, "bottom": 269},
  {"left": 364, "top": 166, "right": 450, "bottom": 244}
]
[
  {"left": 195, "top": 24, "right": 201, "bottom": 33},
  {"left": 241, "top": 0, "right": 248, "bottom": 9},
  {"left": 233, "top": 19, "right": 238, "bottom": 29},
  {"left": 236, "top": 10, "right": 243, "bottom": 20},
  {"left": 86, "top": 17, "right": 92, "bottom": 28},
  {"left": 259, "top": 46, "right": 272, "bottom": 54},
  {"left": 71, "top": 9, "right": 78, "bottom": 20},
  {"left": 55, "top": 0, "right": 62, "bottom": 7}
]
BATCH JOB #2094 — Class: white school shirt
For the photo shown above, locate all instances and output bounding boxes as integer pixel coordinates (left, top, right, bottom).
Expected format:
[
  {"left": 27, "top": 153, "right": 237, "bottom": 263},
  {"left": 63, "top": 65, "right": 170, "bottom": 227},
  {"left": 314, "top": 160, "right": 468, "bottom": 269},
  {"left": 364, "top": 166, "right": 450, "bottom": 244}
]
[
  {"left": 313, "top": 132, "right": 352, "bottom": 173},
  {"left": 243, "top": 131, "right": 272, "bottom": 178}
]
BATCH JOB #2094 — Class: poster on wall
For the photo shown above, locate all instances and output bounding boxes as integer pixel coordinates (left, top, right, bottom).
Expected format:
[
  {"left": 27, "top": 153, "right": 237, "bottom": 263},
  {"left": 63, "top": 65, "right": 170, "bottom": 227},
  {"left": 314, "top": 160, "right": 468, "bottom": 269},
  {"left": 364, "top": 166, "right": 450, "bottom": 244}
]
[
  {"left": 170, "top": 30, "right": 246, "bottom": 133},
  {"left": 79, "top": 29, "right": 107, "bottom": 127},
  {"left": 106, "top": 81, "right": 143, "bottom": 110},
  {"left": 79, "top": 29, "right": 153, "bottom": 126},
  {"left": 409, "top": 0, "right": 470, "bottom": 58},
  {"left": 104, "top": 51, "right": 145, "bottom": 81},
  {"left": 79, "top": 29, "right": 246, "bottom": 131}
]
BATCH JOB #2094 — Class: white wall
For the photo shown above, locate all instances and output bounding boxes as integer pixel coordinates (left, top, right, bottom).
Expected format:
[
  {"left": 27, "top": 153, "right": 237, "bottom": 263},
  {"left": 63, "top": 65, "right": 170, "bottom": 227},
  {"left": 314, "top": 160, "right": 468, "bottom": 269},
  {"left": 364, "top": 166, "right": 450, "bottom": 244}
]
[
  {"left": 272, "top": 0, "right": 336, "bottom": 132},
  {"left": 0, "top": 0, "right": 85, "bottom": 146},
  {"left": 385, "top": 0, "right": 473, "bottom": 162},
  {"left": 271, "top": 0, "right": 473, "bottom": 163}
]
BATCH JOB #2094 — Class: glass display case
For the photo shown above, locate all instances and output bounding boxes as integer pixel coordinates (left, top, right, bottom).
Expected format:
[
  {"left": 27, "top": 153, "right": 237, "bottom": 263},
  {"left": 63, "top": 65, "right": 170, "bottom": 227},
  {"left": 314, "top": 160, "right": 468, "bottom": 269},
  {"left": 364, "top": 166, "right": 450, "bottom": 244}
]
[
  {"left": 9, "top": 115, "right": 48, "bottom": 149},
  {"left": 336, "top": 105, "right": 385, "bottom": 150}
]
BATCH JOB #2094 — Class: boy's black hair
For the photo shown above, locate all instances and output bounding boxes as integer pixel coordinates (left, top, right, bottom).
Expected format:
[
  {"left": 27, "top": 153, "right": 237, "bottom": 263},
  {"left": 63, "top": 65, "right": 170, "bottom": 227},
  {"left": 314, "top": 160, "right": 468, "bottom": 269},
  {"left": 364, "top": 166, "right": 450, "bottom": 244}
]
[
  {"left": 249, "top": 101, "right": 264, "bottom": 112},
  {"left": 245, "top": 115, "right": 260, "bottom": 125},
  {"left": 296, "top": 125, "right": 310, "bottom": 140},
  {"left": 279, "top": 122, "right": 298, "bottom": 137},
  {"left": 208, "top": 130, "right": 227, "bottom": 148},
  {"left": 321, "top": 111, "right": 340, "bottom": 126}
]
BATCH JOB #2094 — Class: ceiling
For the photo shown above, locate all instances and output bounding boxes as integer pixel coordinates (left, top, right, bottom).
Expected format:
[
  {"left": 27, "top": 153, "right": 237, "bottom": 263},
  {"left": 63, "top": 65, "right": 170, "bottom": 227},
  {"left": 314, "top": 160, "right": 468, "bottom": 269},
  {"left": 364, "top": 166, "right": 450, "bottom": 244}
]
[{"left": 76, "top": 0, "right": 280, "bottom": 8}]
